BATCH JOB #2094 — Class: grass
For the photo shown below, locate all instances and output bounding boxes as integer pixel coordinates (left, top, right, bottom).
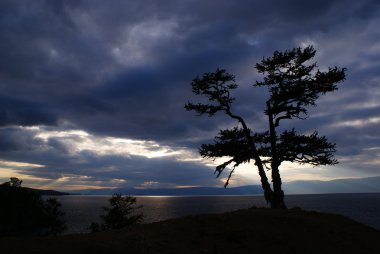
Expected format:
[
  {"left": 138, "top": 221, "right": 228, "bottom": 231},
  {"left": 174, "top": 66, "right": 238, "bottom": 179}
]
[{"left": 1, "top": 207, "right": 379, "bottom": 253}]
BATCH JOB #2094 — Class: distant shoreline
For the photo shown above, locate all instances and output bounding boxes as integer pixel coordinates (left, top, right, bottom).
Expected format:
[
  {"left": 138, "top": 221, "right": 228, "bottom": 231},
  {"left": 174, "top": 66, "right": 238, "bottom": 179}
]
[
  {"left": 24, "top": 187, "right": 73, "bottom": 196},
  {"left": 65, "top": 176, "right": 380, "bottom": 195}
]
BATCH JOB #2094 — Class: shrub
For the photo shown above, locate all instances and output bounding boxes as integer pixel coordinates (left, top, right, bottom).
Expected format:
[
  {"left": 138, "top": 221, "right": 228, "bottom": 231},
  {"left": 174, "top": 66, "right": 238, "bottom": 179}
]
[{"left": 90, "top": 193, "right": 143, "bottom": 232}]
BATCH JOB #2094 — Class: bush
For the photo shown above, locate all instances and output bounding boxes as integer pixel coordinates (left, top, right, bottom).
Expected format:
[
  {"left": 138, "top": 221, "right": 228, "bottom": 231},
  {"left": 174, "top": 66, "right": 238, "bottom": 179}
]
[
  {"left": 90, "top": 193, "right": 143, "bottom": 232},
  {"left": 0, "top": 178, "right": 66, "bottom": 237}
]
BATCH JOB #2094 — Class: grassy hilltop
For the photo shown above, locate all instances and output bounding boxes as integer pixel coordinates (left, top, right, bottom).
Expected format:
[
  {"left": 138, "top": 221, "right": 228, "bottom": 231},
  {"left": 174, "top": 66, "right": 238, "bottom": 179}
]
[{"left": 1, "top": 207, "right": 380, "bottom": 254}]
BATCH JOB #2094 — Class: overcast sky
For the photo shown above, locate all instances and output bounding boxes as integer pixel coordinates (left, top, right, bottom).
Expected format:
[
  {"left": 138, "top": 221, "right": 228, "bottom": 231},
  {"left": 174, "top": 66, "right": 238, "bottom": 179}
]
[{"left": 0, "top": 0, "right": 379, "bottom": 190}]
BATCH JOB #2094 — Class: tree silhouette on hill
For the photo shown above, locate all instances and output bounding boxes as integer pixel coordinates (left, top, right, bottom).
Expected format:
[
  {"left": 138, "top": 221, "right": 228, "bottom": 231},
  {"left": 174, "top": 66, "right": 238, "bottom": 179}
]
[
  {"left": 185, "top": 46, "right": 346, "bottom": 208},
  {"left": 0, "top": 177, "right": 66, "bottom": 236}
]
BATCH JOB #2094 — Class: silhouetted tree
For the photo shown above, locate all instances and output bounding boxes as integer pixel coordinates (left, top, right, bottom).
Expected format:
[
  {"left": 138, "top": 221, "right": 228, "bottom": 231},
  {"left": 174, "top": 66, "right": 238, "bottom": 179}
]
[
  {"left": 9, "top": 177, "right": 22, "bottom": 187},
  {"left": 0, "top": 177, "right": 66, "bottom": 236},
  {"left": 42, "top": 198, "right": 66, "bottom": 235},
  {"left": 185, "top": 46, "right": 346, "bottom": 208},
  {"left": 89, "top": 194, "right": 143, "bottom": 232}
]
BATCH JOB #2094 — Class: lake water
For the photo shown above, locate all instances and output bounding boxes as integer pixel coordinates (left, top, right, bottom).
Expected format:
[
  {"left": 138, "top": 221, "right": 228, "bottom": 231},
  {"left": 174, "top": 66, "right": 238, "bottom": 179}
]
[{"left": 52, "top": 193, "right": 380, "bottom": 234}]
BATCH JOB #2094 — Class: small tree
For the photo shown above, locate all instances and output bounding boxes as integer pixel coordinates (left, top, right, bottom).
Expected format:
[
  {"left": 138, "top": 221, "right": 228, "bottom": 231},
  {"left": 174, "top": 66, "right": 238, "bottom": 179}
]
[
  {"left": 43, "top": 198, "right": 66, "bottom": 235},
  {"left": 90, "top": 194, "right": 143, "bottom": 232},
  {"left": 9, "top": 177, "right": 23, "bottom": 187},
  {"left": 185, "top": 46, "right": 346, "bottom": 208}
]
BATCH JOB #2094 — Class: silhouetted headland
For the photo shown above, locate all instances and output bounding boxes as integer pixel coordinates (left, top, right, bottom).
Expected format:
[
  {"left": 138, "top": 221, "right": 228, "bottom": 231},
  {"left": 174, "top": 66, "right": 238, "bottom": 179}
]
[{"left": 18, "top": 187, "right": 72, "bottom": 196}]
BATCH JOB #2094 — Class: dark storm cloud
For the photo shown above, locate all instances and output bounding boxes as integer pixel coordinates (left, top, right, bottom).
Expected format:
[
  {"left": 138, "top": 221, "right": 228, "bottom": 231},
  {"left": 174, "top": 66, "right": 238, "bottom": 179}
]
[
  {"left": 0, "top": 0, "right": 380, "bottom": 187},
  {"left": 0, "top": 127, "right": 43, "bottom": 152},
  {"left": 0, "top": 94, "right": 57, "bottom": 126}
]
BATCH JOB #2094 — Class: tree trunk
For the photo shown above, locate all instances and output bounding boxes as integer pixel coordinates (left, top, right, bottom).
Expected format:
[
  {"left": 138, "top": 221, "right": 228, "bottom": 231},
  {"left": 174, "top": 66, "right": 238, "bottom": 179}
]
[
  {"left": 227, "top": 107, "right": 285, "bottom": 208},
  {"left": 270, "top": 191, "right": 286, "bottom": 209},
  {"left": 253, "top": 155, "right": 274, "bottom": 205},
  {"left": 226, "top": 110, "right": 274, "bottom": 205},
  {"left": 271, "top": 163, "right": 287, "bottom": 208},
  {"left": 267, "top": 102, "right": 287, "bottom": 209}
]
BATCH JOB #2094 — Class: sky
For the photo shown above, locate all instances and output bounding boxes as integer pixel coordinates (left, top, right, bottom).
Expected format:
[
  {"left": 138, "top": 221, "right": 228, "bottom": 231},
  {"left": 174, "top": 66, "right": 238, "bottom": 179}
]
[{"left": 0, "top": 0, "right": 379, "bottom": 191}]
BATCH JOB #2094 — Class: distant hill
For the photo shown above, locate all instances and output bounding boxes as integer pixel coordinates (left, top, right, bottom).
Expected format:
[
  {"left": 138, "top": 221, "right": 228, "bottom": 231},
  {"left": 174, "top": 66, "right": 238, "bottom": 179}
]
[
  {"left": 23, "top": 187, "right": 72, "bottom": 196},
  {"left": 72, "top": 176, "right": 380, "bottom": 195},
  {"left": 284, "top": 176, "right": 380, "bottom": 194}
]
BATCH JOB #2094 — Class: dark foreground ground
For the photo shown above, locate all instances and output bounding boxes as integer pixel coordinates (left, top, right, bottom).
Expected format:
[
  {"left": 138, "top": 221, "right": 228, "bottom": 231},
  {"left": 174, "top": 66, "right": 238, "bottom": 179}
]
[{"left": 1, "top": 208, "right": 380, "bottom": 254}]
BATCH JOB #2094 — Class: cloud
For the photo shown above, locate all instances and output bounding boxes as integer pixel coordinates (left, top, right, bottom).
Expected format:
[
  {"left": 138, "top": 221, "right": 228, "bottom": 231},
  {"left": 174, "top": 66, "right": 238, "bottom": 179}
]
[
  {"left": 0, "top": 126, "right": 221, "bottom": 189},
  {"left": 0, "top": 94, "right": 57, "bottom": 127}
]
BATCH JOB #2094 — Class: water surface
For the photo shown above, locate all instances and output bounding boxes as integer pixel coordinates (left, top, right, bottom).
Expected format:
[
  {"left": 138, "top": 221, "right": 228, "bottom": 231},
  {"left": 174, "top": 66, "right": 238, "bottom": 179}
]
[{"left": 53, "top": 193, "right": 380, "bottom": 234}]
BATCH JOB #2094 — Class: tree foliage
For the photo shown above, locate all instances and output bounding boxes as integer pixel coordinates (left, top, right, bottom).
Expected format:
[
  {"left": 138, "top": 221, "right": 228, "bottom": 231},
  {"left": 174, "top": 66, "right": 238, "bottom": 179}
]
[
  {"left": 0, "top": 177, "right": 66, "bottom": 236},
  {"left": 90, "top": 194, "right": 143, "bottom": 232},
  {"left": 185, "top": 46, "right": 346, "bottom": 208}
]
